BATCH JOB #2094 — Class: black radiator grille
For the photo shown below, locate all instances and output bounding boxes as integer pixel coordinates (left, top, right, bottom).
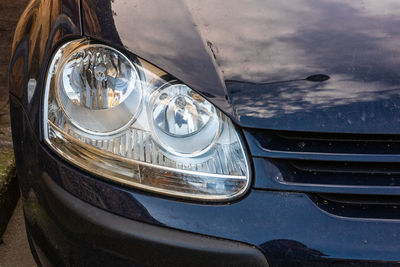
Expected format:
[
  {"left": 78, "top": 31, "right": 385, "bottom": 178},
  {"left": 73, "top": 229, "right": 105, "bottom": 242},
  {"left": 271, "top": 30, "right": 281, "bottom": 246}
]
[
  {"left": 245, "top": 128, "right": 400, "bottom": 190},
  {"left": 245, "top": 129, "right": 400, "bottom": 218}
]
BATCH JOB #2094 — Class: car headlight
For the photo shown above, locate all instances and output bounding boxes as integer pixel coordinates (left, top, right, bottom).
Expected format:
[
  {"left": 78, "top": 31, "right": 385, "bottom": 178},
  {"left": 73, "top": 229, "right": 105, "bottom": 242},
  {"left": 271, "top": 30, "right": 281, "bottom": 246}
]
[{"left": 43, "top": 38, "right": 250, "bottom": 201}]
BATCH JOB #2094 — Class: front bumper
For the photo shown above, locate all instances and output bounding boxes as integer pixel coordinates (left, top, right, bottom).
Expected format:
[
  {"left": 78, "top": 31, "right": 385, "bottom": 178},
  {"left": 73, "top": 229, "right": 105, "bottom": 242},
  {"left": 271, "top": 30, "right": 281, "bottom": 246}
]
[
  {"left": 25, "top": 173, "right": 267, "bottom": 266},
  {"left": 11, "top": 95, "right": 400, "bottom": 266}
]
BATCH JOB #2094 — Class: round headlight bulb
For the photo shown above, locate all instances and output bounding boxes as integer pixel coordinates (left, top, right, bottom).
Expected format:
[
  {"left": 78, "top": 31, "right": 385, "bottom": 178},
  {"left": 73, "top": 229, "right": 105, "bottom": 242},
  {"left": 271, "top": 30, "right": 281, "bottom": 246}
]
[
  {"left": 151, "top": 84, "right": 220, "bottom": 156},
  {"left": 56, "top": 44, "right": 142, "bottom": 135}
]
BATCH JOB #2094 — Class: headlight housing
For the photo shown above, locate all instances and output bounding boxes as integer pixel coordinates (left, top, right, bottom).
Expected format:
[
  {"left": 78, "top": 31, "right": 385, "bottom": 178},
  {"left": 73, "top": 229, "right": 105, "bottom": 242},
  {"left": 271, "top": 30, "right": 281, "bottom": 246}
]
[{"left": 43, "top": 39, "right": 250, "bottom": 201}]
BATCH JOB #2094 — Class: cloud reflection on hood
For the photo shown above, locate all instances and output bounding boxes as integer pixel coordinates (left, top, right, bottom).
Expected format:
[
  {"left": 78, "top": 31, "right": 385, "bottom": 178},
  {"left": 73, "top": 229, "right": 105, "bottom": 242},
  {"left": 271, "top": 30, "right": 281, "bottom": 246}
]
[{"left": 185, "top": 0, "right": 400, "bottom": 133}]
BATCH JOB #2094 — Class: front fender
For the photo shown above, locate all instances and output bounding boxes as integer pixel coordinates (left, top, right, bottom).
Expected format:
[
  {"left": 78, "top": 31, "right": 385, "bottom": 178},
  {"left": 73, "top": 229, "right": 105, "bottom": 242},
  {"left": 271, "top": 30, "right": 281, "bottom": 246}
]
[{"left": 9, "top": 0, "right": 81, "bottom": 138}]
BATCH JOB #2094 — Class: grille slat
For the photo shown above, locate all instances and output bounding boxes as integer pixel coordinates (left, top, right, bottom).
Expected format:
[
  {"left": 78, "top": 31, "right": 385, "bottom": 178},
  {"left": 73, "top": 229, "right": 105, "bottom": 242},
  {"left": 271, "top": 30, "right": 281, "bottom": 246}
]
[
  {"left": 290, "top": 160, "right": 400, "bottom": 174},
  {"left": 278, "top": 159, "right": 400, "bottom": 186},
  {"left": 310, "top": 194, "right": 400, "bottom": 220},
  {"left": 245, "top": 129, "right": 400, "bottom": 162}
]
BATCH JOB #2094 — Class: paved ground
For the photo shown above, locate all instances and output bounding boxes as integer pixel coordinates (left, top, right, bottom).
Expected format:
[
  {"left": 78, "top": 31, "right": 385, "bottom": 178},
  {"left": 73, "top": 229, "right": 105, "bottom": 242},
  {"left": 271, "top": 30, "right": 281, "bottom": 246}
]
[
  {"left": 0, "top": 0, "right": 36, "bottom": 266},
  {"left": 0, "top": 200, "right": 35, "bottom": 267}
]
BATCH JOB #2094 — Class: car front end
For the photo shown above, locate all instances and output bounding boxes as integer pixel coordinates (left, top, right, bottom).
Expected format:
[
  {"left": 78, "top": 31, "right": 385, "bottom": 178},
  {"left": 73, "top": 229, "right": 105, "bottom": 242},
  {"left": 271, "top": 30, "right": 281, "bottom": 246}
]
[{"left": 9, "top": 0, "right": 400, "bottom": 266}]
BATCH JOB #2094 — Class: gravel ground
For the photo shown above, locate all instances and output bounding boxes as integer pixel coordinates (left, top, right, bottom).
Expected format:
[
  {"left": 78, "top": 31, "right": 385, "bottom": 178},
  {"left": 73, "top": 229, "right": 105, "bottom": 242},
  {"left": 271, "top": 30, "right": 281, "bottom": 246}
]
[{"left": 0, "top": 200, "right": 35, "bottom": 267}]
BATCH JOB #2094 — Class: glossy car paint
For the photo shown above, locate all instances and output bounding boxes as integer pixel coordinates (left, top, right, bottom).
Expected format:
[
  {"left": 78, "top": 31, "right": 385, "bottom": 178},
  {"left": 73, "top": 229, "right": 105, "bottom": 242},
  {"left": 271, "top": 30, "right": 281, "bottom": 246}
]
[
  {"left": 83, "top": 0, "right": 400, "bottom": 134},
  {"left": 9, "top": 0, "right": 400, "bottom": 266}
]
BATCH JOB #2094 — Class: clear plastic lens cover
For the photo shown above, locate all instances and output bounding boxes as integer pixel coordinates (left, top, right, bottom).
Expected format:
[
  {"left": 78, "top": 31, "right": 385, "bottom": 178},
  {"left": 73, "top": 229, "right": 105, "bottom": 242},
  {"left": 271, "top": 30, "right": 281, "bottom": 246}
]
[
  {"left": 43, "top": 39, "right": 250, "bottom": 201},
  {"left": 57, "top": 44, "right": 142, "bottom": 134}
]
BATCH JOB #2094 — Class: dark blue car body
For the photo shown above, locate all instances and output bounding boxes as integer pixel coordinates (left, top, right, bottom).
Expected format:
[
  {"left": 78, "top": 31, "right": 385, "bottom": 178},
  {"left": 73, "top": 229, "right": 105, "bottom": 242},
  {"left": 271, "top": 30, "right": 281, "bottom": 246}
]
[{"left": 9, "top": 0, "right": 400, "bottom": 266}]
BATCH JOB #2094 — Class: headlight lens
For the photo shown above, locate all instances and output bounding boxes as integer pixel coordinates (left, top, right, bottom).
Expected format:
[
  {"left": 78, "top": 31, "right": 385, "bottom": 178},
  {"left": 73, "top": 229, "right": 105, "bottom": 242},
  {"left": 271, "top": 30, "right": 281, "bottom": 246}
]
[
  {"left": 43, "top": 39, "right": 250, "bottom": 201},
  {"left": 57, "top": 44, "right": 142, "bottom": 134},
  {"left": 150, "top": 84, "right": 220, "bottom": 155}
]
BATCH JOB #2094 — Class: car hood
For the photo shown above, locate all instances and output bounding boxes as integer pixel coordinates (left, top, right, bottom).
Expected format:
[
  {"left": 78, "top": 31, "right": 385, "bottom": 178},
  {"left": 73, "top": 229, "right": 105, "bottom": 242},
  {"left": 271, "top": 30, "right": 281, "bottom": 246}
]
[{"left": 82, "top": 0, "right": 400, "bottom": 134}]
